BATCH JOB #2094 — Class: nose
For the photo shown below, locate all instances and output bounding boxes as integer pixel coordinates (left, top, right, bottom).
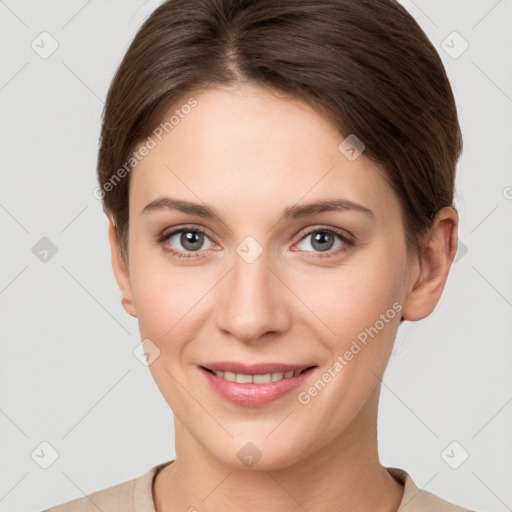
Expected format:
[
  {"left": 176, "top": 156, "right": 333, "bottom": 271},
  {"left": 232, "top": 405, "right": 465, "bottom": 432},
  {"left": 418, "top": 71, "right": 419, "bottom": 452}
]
[{"left": 214, "top": 246, "right": 291, "bottom": 344}]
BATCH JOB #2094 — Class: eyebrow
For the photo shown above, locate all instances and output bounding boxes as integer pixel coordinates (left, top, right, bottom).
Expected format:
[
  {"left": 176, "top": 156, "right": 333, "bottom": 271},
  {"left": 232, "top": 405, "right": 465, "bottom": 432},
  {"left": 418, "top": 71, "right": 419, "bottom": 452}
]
[{"left": 141, "top": 197, "right": 375, "bottom": 221}]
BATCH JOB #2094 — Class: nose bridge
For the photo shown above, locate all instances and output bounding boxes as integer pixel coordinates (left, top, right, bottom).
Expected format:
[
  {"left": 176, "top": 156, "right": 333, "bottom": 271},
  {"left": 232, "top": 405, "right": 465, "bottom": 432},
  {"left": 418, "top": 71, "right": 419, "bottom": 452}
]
[{"left": 215, "top": 238, "right": 288, "bottom": 342}]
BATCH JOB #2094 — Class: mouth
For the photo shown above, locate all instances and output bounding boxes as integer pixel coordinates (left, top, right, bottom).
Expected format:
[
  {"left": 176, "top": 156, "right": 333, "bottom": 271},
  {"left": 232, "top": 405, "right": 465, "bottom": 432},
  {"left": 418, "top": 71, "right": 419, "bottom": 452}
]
[
  {"left": 201, "top": 366, "right": 312, "bottom": 383},
  {"left": 199, "top": 362, "right": 317, "bottom": 407}
]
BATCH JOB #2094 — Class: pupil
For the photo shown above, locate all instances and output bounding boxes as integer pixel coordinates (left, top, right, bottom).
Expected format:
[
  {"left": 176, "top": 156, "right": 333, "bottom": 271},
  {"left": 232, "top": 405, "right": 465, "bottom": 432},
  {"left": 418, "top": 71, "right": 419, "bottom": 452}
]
[
  {"left": 182, "top": 231, "right": 203, "bottom": 251},
  {"left": 312, "top": 231, "right": 334, "bottom": 252}
]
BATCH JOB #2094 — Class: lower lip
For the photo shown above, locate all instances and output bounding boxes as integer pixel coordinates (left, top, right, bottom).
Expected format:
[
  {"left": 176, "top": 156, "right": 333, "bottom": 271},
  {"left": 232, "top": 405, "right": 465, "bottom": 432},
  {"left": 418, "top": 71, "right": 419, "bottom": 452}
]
[{"left": 200, "top": 366, "right": 316, "bottom": 407}]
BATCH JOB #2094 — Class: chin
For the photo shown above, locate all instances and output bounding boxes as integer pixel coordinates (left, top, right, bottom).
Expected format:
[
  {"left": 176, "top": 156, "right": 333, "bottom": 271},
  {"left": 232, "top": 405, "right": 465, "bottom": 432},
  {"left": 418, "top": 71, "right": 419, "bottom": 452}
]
[{"left": 202, "top": 431, "right": 312, "bottom": 472}]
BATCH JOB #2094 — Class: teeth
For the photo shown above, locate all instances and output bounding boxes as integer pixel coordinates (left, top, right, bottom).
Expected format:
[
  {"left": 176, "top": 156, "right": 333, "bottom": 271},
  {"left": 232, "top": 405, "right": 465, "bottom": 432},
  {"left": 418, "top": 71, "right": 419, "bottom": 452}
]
[
  {"left": 271, "top": 371, "right": 284, "bottom": 382},
  {"left": 236, "top": 373, "right": 253, "bottom": 383},
  {"left": 224, "top": 371, "right": 235, "bottom": 381},
  {"left": 253, "top": 373, "right": 271, "bottom": 383},
  {"left": 211, "top": 368, "right": 306, "bottom": 383}
]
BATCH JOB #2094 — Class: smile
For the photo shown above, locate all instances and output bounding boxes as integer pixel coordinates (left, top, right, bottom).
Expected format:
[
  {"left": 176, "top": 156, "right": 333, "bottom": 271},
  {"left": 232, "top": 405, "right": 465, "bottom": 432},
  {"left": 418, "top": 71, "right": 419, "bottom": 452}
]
[
  {"left": 199, "top": 363, "right": 317, "bottom": 407},
  {"left": 204, "top": 368, "right": 307, "bottom": 383}
]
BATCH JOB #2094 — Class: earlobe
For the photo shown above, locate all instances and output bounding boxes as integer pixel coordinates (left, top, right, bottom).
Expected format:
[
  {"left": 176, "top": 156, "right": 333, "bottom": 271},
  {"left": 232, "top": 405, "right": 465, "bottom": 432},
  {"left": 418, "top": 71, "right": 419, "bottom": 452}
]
[
  {"left": 401, "top": 207, "right": 458, "bottom": 322},
  {"left": 107, "top": 217, "right": 137, "bottom": 318}
]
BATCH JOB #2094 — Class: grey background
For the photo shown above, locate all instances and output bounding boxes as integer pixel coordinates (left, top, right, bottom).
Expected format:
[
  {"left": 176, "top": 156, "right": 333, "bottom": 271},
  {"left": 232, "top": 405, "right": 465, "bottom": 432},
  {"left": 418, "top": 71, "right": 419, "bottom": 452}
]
[{"left": 0, "top": 1, "right": 511, "bottom": 511}]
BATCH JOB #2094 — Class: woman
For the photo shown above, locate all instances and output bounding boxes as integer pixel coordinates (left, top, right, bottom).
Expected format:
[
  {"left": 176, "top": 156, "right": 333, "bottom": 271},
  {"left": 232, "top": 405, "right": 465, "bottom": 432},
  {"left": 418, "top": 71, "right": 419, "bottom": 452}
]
[{"left": 46, "top": 0, "right": 475, "bottom": 510}]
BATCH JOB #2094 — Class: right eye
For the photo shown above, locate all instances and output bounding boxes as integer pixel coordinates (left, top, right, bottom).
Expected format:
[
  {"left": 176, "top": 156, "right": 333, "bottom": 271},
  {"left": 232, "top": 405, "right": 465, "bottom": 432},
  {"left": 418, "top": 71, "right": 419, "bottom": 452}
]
[{"left": 158, "top": 226, "right": 216, "bottom": 258}]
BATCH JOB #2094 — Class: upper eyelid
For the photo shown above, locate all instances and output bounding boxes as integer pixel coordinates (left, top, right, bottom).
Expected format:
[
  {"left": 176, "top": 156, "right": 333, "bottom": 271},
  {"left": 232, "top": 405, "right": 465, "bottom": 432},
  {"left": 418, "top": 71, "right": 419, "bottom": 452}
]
[
  {"left": 162, "top": 224, "right": 217, "bottom": 243},
  {"left": 296, "top": 225, "right": 353, "bottom": 241}
]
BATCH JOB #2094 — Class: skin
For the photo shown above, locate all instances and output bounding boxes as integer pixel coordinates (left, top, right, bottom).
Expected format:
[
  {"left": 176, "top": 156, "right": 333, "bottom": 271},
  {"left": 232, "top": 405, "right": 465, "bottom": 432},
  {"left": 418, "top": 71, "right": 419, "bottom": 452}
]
[{"left": 108, "top": 82, "right": 458, "bottom": 512}]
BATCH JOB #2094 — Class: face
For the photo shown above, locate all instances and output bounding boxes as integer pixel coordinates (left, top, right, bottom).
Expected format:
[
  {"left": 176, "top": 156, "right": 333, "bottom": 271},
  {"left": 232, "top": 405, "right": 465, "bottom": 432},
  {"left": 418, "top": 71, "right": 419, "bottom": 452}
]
[{"left": 114, "top": 83, "right": 422, "bottom": 470}]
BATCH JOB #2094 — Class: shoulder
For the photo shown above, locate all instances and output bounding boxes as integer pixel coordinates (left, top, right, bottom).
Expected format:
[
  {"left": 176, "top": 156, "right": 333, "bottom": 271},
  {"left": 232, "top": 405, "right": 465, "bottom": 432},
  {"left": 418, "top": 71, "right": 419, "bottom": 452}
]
[
  {"left": 42, "top": 462, "right": 171, "bottom": 512},
  {"left": 387, "top": 467, "right": 479, "bottom": 512},
  {"left": 42, "top": 477, "right": 138, "bottom": 512}
]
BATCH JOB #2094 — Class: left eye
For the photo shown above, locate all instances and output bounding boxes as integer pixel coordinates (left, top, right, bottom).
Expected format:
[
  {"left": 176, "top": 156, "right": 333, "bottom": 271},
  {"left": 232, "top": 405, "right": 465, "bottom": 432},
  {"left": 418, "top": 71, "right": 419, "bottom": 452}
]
[{"left": 295, "top": 229, "right": 351, "bottom": 254}]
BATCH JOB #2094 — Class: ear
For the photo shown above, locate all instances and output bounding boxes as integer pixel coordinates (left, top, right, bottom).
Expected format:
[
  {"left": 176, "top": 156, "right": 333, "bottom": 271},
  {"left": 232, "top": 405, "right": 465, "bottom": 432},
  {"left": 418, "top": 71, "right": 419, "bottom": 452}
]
[
  {"left": 401, "top": 206, "right": 458, "bottom": 322},
  {"left": 107, "top": 216, "right": 137, "bottom": 318}
]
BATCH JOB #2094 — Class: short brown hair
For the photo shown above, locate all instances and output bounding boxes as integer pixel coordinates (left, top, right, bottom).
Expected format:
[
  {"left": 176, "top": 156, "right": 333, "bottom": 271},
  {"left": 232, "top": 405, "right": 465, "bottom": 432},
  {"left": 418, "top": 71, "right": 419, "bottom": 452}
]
[{"left": 97, "top": 0, "right": 462, "bottom": 262}]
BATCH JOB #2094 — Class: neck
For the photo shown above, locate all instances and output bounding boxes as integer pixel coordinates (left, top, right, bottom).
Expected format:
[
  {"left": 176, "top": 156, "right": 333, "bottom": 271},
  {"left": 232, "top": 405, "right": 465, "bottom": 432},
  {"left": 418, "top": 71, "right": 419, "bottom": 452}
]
[{"left": 153, "top": 385, "right": 404, "bottom": 512}]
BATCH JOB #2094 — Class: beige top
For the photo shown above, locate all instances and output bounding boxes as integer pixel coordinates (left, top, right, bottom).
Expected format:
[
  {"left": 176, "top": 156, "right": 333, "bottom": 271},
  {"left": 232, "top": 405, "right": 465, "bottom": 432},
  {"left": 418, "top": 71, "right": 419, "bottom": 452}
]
[{"left": 44, "top": 461, "right": 475, "bottom": 512}]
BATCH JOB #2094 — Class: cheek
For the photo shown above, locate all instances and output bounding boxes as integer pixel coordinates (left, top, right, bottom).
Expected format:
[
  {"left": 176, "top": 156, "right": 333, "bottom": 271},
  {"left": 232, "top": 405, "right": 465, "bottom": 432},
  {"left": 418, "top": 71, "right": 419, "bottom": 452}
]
[
  {"left": 129, "top": 250, "right": 216, "bottom": 355},
  {"left": 292, "top": 252, "right": 404, "bottom": 340}
]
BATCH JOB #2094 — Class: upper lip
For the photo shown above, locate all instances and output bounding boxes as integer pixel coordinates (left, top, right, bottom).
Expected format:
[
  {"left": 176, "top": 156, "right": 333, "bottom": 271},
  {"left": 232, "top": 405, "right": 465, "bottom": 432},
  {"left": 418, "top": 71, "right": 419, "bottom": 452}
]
[{"left": 201, "top": 362, "right": 315, "bottom": 375}]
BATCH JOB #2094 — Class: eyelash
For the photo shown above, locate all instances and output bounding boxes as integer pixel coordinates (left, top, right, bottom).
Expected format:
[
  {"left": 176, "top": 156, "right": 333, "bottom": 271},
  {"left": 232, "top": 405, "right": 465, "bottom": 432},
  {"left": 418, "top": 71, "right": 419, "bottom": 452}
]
[{"left": 157, "top": 225, "right": 355, "bottom": 260}]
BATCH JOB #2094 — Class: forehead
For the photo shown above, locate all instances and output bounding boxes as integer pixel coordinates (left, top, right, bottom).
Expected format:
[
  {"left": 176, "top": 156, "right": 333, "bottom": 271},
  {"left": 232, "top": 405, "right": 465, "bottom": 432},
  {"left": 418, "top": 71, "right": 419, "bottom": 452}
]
[{"left": 129, "top": 83, "right": 400, "bottom": 225}]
